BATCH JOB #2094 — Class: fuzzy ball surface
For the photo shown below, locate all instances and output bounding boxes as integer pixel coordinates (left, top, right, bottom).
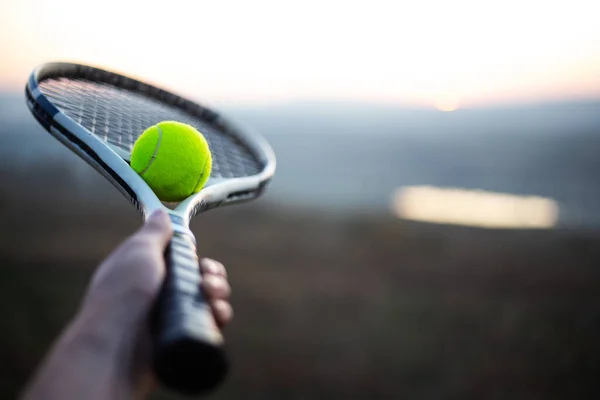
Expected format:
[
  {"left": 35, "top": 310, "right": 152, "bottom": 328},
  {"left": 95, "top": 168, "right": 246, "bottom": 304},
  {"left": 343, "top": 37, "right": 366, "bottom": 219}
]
[{"left": 130, "top": 121, "right": 212, "bottom": 202}]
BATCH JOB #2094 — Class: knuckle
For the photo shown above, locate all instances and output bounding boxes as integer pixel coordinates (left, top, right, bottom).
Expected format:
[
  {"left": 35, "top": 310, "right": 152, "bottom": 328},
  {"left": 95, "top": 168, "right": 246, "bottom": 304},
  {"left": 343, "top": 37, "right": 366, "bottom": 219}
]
[{"left": 203, "top": 258, "right": 227, "bottom": 277}]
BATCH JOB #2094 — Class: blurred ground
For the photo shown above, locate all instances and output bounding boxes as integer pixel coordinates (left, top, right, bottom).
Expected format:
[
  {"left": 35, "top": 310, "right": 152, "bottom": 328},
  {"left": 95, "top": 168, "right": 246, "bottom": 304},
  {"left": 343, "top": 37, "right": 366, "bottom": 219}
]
[{"left": 1, "top": 170, "right": 600, "bottom": 399}]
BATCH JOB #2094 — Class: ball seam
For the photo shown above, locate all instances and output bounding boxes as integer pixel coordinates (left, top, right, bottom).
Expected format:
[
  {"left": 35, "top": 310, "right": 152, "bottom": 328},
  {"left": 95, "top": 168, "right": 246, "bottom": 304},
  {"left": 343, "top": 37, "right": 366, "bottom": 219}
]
[
  {"left": 139, "top": 125, "right": 163, "bottom": 176},
  {"left": 193, "top": 151, "right": 209, "bottom": 191}
]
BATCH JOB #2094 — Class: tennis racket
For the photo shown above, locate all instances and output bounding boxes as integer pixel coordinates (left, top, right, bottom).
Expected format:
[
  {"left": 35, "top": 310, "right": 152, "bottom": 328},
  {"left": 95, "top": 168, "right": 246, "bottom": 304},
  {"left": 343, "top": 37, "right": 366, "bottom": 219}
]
[{"left": 25, "top": 62, "right": 276, "bottom": 395}]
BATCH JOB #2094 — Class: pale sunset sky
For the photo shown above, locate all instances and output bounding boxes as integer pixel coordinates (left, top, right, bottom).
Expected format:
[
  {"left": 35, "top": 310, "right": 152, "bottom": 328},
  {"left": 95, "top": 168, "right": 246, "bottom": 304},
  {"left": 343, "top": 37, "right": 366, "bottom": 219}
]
[{"left": 0, "top": 0, "right": 598, "bottom": 109}]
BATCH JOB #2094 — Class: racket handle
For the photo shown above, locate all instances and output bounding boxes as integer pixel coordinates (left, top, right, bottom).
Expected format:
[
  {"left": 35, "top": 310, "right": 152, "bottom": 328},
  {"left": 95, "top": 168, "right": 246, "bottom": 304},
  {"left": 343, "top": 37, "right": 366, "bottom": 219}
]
[{"left": 151, "top": 228, "right": 228, "bottom": 395}]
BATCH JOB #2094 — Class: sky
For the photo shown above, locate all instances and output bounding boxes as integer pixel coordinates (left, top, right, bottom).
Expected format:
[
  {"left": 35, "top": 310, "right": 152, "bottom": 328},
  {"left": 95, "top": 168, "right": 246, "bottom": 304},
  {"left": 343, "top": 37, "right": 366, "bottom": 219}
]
[{"left": 0, "top": 0, "right": 599, "bottom": 109}]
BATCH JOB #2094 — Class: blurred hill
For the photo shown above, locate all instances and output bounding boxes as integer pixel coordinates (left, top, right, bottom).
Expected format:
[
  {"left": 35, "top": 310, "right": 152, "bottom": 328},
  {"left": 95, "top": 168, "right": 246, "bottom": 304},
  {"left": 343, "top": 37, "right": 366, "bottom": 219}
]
[
  {"left": 1, "top": 177, "right": 600, "bottom": 399},
  {"left": 1, "top": 92, "right": 600, "bottom": 399},
  {"left": 1, "top": 93, "right": 600, "bottom": 226}
]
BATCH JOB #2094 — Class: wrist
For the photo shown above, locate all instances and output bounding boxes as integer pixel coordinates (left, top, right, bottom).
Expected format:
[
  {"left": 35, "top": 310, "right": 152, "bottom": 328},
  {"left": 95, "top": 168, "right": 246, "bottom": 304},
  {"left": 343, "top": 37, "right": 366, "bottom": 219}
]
[
  {"left": 70, "top": 293, "right": 155, "bottom": 396},
  {"left": 76, "top": 289, "right": 151, "bottom": 350},
  {"left": 21, "top": 293, "right": 154, "bottom": 400}
]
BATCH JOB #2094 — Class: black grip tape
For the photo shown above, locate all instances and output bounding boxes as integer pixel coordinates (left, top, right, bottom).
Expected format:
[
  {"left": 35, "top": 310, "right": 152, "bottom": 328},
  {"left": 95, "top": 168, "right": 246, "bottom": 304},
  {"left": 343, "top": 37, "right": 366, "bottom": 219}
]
[{"left": 151, "top": 231, "right": 228, "bottom": 395}]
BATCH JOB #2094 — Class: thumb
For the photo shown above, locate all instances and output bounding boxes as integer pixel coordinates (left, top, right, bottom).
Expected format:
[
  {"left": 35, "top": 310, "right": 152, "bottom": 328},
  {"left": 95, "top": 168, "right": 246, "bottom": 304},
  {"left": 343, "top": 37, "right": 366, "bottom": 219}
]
[{"left": 140, "top": 209, "right": 173, "bottom": 247}]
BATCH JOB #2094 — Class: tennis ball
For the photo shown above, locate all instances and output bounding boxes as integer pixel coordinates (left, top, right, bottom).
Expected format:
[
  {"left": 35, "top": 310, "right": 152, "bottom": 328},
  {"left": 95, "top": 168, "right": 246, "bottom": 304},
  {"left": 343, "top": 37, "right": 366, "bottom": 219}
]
[{"left": 130, "top": 121, "right": 212, "bottom": 202}]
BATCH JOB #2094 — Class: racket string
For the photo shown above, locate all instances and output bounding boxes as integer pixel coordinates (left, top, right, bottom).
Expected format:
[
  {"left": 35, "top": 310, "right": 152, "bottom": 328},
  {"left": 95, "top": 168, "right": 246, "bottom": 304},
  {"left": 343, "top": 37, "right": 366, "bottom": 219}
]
[{"left": 39, "top": 78, "right": 261, "bottom": 179}]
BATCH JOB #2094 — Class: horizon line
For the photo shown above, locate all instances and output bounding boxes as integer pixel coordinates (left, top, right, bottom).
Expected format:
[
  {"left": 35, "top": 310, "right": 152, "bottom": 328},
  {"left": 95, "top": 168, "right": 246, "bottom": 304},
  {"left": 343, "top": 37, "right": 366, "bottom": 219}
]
[{"left": 1, "top": 86, "right": 598, "bottom": 112}]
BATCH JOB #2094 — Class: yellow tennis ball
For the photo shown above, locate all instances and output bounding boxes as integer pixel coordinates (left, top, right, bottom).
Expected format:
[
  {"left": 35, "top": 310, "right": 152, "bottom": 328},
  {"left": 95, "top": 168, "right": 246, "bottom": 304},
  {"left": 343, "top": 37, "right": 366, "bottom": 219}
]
[{"left": 130, "top": 121, "right": 212, "bottom": 202}]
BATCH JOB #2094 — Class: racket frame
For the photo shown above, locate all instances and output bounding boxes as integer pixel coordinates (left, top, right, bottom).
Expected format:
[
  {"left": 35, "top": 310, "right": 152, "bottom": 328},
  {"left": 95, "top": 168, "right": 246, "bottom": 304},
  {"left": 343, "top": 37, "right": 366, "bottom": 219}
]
[{"left": 25, "top": 62, "right": 276, "bottom": 226}]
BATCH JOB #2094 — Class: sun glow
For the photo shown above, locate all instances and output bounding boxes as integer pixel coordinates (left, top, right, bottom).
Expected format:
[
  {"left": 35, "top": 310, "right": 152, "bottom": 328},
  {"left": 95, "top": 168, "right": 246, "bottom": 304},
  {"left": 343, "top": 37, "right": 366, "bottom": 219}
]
[{"left": 434, "top": 97, "right": 461, "bottom": 112}]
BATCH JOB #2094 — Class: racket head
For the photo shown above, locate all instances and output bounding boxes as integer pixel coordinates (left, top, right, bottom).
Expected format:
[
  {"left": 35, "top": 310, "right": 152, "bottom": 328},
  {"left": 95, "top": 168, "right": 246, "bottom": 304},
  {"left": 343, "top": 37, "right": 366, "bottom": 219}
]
[{"left": 25, "top": 62, "right": 276, "bottom": 222}]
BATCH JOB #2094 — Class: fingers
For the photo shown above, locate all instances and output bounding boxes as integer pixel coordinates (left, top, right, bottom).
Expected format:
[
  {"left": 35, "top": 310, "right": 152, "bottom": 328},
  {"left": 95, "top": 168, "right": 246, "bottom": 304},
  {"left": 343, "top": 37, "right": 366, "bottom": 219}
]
[
  {"left": 202, "top": 274, "right": 231, "bottom": 299},
  {"left": 200, "top": 258, "right": 233, "bottom": 327},
  {"left": 139, "top": 209, "right": 173, "bottom": 248},
  {"left": 211, "top": 299, "right": 233, "bottom": 327},
  {"left": 200, "top": 258, "right": 227, "bottom": 278}
]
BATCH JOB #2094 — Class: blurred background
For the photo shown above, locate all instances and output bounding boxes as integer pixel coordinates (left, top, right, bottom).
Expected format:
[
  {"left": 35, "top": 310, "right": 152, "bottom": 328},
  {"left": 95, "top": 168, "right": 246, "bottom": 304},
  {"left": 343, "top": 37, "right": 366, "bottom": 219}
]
[{"left": 1, "top": 0, "right": 600, "bottom": 399}]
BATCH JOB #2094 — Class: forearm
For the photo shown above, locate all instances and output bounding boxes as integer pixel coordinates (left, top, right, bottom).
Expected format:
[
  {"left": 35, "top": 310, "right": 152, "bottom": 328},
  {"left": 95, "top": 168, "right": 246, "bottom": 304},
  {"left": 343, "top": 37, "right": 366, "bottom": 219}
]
[{"left": 20, "top": 294, "right": 153, "bottom": 400}]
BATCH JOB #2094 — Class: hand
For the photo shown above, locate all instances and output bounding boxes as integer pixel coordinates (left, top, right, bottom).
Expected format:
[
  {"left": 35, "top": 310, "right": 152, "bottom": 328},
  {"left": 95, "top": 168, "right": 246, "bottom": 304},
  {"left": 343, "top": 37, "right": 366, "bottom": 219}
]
[
  {"left": 85, "top": 209, "right": 233, "bottom": 328},
  {"left": 22, "top": 210, "right": 232, "bottom": 400}
]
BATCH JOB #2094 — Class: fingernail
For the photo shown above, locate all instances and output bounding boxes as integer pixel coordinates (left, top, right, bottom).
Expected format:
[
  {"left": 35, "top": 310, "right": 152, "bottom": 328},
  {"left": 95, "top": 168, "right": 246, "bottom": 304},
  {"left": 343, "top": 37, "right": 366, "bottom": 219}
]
[{"left": 148, "top": 209, "right": 167, "bottom": 220}]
